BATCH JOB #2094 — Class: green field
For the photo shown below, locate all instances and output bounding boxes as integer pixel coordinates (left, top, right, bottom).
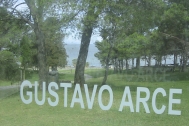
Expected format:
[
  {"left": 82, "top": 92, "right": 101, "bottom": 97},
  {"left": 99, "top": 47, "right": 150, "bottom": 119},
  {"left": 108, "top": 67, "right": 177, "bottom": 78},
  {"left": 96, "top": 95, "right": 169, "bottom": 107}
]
[{"left": 0, "top": 68, "right": 189, "bottom": 126}]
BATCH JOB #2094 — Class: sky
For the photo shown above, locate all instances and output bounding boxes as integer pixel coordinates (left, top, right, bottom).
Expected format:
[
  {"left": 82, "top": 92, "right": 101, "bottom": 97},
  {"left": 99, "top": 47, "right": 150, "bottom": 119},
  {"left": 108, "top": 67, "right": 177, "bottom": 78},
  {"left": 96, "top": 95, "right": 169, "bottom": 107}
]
[{"left": 64, "top": 33, "right": 102, "bottom": 44}]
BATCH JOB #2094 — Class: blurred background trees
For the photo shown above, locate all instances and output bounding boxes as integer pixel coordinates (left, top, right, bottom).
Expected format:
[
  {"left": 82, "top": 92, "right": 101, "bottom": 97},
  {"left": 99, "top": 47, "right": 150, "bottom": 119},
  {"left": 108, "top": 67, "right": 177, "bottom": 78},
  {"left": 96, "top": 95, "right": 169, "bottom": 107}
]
[{"left": 0, "top": 0, "right": 189, "bottom": 85}]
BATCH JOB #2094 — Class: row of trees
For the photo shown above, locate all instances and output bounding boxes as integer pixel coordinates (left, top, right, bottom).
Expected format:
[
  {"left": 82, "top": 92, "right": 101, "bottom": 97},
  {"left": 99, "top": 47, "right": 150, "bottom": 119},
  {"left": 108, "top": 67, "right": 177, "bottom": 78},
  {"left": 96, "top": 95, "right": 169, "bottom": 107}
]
[
  {"left": 0, "top": 0, "right": 101, "bottom": 86},
  {"left": 1, "top": 0, "right": 189, "bottom": 86},
  {"left": 72, "top": 59, "right": 89, "bottom": 68},
  {"left": 93, "top": 0, "right": 189, "bottom": 84},
  {"left": 0, "top": 1, "right": 68, "bottom": 83}
]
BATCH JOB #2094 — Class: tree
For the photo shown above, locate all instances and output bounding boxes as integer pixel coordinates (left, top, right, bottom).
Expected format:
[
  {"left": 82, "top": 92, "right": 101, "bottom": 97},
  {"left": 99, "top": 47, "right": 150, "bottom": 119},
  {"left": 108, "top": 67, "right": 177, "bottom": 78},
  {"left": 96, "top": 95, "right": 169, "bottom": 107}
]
[
  {"left": 22, "top": 0, "right": 50, "bottom": 86},
  {"left": 74, "top": 0, "right": 104, "bottom": 86},
  {"left": 99, "top": 21, "right": 119, "bottom": 85},
  {"left": 2, "top": 0, "right": 77, "bottom": 87},
  {"left": 85, "top": 62, "right": 89, "bottom": 68},
  {"left": 20, "top": 36, "right": 32, "bottom": 80},
  {"left": 0, "top": 6, "right": 25, "bottom": 50},
  {"left": 72, "top": 59, "right": 77, "bottom": 67},
  {"left": 95, "top": 41, "right": 109, "bottom": 67},
  {"left": 94, "top": 0, "right": 166, "bottom": 85},
  {"left": 0, "top": 4, "right": 27, "bottom": 82},
  {"left": 0, "top": 50, "right": 19, "bottom": 81},
  {"left": 44, "top": 17, "right": 67, "bottom": 71},
  {"left": 159, "top": 2, "right": 189, "bottom": 71}
]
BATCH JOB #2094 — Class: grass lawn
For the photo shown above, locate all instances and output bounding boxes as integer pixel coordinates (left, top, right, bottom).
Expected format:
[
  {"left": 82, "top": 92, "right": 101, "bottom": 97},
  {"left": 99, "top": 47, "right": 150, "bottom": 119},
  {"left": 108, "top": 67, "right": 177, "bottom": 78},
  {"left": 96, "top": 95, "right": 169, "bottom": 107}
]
[
  {"left": 0, "top": 80, "right": 13, "bottom": 86},
  {"left": 0, "top": 68, "right": 189, "bottom": 125}
]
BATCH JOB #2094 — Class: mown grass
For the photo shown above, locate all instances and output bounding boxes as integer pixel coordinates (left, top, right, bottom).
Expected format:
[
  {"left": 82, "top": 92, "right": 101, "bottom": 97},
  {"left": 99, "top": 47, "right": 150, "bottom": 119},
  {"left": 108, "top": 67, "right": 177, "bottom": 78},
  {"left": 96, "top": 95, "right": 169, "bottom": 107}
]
[
  {"left": 0, "top": 68, "right": 189, "bottom": 125},
  {"left": 0, "top": 82, "right": 189, "bottom": 126},
  {"left": 85, "top": 68, "right": 114, "bottom": 78},
  {"left": 59, "top": 72, "right": 74, "bottom": 82},
  {"left": 0, "top": 80, "right": 13, "bottom": 86}
]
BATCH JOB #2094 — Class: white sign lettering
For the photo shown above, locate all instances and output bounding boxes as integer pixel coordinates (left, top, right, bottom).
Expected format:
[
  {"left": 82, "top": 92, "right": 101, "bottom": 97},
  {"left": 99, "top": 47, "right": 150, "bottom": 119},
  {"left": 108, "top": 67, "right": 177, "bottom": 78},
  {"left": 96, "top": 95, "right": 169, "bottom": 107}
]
[{"left": 20, "top": 80, "right": 182, "bottom": 115}]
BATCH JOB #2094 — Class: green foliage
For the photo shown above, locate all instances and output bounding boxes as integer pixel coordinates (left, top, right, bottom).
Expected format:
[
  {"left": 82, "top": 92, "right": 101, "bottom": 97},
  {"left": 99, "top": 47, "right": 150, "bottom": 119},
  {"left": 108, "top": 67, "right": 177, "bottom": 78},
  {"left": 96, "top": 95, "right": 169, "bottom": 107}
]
[
  {"left": 72, "top": 59, "right": 77, "bottom": 67},
  {"left": 46, "top": 38, "right": 67, "bottom": 68},
  {"left": 0, "top": 7, "right": 25, "bottom": 50},
  {"left": 118, "top": 33, "right": 149, "bottom": 58},
  {"left": 159, "top": 3, "right": 189, "bottom": 37},
  {"left": 157, "top": 1, "right": 189, "bottom": 70},
  {"left": 146, "top": 32, "right": 164, "bottom": 64},
  {"left": 20, "top": 36, "right": 32, "bottom": 67},
  {"left": 95, "top": 40, "right": 110, "bottom": 66},
  {"left": 95, "top": 32, "right": 151, "bottom": 68},
  {"left": 0, "top": 50, "right": 19, "bottom": 81},
  {"left": 0, "top": 0, "right": 188, "bottom": 80},
  {"left": 85, "top": 62, "right": 89, "bottom": 67},
  {"left": 44, "top": 17, "right": 67, "bottom": 69}
]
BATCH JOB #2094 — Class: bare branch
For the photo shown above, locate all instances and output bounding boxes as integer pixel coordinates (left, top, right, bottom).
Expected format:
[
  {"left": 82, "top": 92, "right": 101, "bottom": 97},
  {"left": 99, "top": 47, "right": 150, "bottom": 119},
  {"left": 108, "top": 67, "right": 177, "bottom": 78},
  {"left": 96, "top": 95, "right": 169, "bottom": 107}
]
[
  {"left": 13, "top": 2, "right": 26, "bottom": 10},
  {"left": 11, "top": 7, "right": 34, "bottom": 28}
]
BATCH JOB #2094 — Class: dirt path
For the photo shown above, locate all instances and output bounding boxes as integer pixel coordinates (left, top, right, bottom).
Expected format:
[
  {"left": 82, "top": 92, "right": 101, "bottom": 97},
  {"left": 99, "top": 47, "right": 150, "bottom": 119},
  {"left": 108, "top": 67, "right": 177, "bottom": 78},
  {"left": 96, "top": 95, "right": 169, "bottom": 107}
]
[
  {"left": 0, "top": 85, "right": 20, "bottom": 99},
  {"left": 84, "top": 74, "right": 93, "bottom": 81},
  {"left": 0, "top": 74, "right": 93, "bottom": 99},
  {"left": 0, "top": 85, "right": 20, "bottom": 90},
  {"left": 0, "top": 74, "right": 93, "bottom": 90}
]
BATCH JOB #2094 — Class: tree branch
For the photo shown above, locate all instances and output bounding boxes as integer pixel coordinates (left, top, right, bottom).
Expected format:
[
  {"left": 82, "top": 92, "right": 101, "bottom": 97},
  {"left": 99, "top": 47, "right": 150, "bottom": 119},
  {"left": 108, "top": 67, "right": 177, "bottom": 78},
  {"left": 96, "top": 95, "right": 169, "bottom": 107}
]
[
  {"left": 159, "top": 32, "right": 189, "bottom": 46},
  {"left": 11, "top": 7, "right": 34, "bottom": 28},
  {"left": 13, "top": 2, "right": 25, "bottom": 10}
]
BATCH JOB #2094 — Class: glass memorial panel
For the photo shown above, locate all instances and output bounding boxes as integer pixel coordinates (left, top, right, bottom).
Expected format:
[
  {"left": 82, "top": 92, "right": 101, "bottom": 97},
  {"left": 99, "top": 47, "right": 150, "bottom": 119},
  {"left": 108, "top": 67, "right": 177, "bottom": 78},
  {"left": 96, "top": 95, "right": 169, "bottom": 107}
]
[{"left": 0, "top": 0, "right": 189, "bottom": 125}]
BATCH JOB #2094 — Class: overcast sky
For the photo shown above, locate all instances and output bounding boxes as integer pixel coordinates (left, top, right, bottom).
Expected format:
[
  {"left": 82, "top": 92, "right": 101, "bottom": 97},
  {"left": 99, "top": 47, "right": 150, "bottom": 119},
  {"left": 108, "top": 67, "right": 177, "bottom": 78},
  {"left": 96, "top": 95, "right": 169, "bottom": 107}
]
[{"left": 64, "top": 33, "right": 102, "bottom": 44}]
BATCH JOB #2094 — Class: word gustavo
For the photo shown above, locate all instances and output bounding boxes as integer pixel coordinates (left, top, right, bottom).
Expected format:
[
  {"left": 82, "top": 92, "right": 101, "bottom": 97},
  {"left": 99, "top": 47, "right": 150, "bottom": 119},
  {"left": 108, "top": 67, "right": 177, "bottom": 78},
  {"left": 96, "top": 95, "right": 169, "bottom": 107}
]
[{"left": 20, "top": 80, "right": 182, "bottom": 115}]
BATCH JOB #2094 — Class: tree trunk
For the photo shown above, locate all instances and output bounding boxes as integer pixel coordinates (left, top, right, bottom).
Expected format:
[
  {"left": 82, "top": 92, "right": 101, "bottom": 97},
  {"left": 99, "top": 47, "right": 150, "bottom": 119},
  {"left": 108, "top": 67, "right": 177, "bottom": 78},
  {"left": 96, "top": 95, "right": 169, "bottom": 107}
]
[
  {"left": 119, "top": 59, "right": 123, "bottom": 73},
  {"left": 148, "top": 55, "right": 151, "bottom": 67},
  {"left": 114, "top": 59, "right": 116, "bottom": 72},
  {"left": 132, "top": 58, "right": 134, "bottom": 68},
  {"left": 126, "top": 58, "right": 129, "bottom": 70},
  {"left": 74, "top": 2, "right": 99, "bottom": 86},
  {"left": 144, "top": 55, "right": 147, "bottom": 66},
  {"left": 102, "top": 65, "right": 109, "bottom": 85},
  {"left": 24, "top": 0, "right": 47, "bottom": 88},
  {"left": 164, "top": 56, "right": 167, "bottom": 66},
  {"left": 136, "top": 57, "right": 140, "bottom": 69},
  {"left": 35, "top": 27, "right": 47, "bottom": 87},
  {"left": 22, "top": 66, "right": 25, "bottom": 81},
  {"left": 173, "top": 53, "right": 177, "bottom": 71},
  {"left": 102, "top": 45, "right": 112, "bottom": 85},
  {"left": 121, "top": 59, "right": 124, "bottom": 72},
  {"left": 182, "top": 52, "right": 187, "bottom": 72},
  {"left": 74, "top": 27, "right": 93, "bottom": 85},
  {"left": 114, "top": 58, "right": 118, "bottom": 73}
]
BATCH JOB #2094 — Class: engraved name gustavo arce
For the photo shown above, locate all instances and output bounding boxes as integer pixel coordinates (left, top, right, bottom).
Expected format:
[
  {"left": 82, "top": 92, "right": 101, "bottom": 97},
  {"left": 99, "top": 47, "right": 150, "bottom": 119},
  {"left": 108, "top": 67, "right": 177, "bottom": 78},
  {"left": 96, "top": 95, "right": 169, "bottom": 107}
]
[{"left": 20, "top": 80, "right": 182, "bottom": 115}]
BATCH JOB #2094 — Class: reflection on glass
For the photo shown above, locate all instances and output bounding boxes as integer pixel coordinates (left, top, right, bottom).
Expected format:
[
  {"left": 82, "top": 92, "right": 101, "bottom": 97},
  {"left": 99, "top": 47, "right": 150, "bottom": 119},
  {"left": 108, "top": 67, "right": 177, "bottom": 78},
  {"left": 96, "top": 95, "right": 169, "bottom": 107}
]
[{"left": 0, "top": 0, "right": 189, "bottom": 125}]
